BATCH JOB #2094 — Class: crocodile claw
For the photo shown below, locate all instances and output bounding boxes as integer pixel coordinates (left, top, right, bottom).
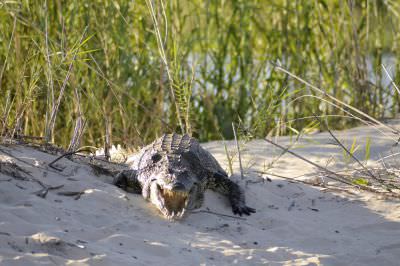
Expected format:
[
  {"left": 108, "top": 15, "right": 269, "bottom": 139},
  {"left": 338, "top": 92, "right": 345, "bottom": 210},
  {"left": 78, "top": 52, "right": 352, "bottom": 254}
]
[{"left": 232, "top": 205, "right": 256, "bottom": 216}]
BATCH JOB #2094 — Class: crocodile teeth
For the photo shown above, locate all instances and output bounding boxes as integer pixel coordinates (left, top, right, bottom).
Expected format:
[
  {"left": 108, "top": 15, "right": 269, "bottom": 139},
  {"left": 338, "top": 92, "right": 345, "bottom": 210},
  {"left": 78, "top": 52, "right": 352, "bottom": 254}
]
[
  {"left": 178, "top": 208, "right": 186, "bottom": 218},
  {"left": 153, "top": 185, "right": 190, "bottom": 219},
  {"left": 163, "top": 207, "right": 187, "bottom": 220}
]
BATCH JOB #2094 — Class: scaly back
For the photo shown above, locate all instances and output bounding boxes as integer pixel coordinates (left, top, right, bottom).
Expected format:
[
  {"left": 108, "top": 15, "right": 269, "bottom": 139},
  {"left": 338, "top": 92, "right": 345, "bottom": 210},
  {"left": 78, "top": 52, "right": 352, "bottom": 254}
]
[{"left": 127, "top": 133, "right": 227, "bottom": 179}]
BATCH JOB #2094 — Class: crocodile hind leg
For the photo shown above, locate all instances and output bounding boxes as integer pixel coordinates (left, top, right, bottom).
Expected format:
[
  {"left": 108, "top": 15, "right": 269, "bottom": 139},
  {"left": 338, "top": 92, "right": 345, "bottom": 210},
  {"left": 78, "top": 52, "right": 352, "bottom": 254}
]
[
  {"left": 209, "top": 172, "right": 256, "bottom": 216},
  {"left": 113, "top": 169, "right": 142, "bottom": 194}
]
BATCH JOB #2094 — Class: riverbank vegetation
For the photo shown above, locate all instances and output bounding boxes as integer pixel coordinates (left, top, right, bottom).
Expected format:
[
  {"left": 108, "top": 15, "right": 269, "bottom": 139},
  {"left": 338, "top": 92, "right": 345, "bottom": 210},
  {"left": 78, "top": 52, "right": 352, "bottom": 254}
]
[{"left": 0, "top": 1, "right": 399, "bottom": 148}]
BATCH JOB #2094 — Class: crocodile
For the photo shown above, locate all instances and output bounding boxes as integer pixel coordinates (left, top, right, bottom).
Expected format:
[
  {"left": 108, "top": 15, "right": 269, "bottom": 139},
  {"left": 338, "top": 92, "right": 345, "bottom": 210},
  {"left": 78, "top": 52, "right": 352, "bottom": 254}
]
[{"left": 113, "top": 133, "right": 255, "bottom": 220}]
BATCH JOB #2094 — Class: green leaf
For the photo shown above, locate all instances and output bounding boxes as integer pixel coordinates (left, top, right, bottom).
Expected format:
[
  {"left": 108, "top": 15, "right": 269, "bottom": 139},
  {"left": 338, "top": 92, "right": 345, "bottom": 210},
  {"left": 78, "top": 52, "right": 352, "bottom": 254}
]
[
  {"left": 349, "top": 137, "right": 359, "bottom": 155},
  {"left": 365, "top": 137, "right": 371, "bottom": 161},
  {"left": 353, "top": 178, "right": 369, "bottom": 186}
]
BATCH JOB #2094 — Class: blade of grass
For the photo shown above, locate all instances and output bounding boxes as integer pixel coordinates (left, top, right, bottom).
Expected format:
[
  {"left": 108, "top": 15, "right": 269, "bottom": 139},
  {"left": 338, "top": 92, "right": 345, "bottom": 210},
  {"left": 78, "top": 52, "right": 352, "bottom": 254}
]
[
  {"left": 274, "top": 65, "right": 400, "bottom": 135},
  {"left": 46, "top": 26, "right": 88, "bottom": 143}
]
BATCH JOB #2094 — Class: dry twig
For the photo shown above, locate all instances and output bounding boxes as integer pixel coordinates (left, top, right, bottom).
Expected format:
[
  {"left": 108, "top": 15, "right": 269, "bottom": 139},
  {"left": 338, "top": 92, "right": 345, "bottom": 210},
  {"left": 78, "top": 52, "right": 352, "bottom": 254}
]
[
  {"left": 316, "top": 116, "right": 377, "bottom": 180},
  {"left": 191, "top": 209, "right": 247, "bottom": 220},
  {"left": 263, "top": 137, "right": 400, "bottom": 198},
  {"left": 48, "top": 147, "right": 93, "bottom": 171},
  {"left": 57, "top": 190, "right": 85, "bottom": 200}
]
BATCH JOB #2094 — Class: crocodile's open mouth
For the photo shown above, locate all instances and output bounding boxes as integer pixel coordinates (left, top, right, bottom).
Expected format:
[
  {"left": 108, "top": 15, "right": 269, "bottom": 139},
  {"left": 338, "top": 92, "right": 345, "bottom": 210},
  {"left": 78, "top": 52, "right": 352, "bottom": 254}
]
[{"left": 155, "top": 185, "right": 189, "bottom": 220}]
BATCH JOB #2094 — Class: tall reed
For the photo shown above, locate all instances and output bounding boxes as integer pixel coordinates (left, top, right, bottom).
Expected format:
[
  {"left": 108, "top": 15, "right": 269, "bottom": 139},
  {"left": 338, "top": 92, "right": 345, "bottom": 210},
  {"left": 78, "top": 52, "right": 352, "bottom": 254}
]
[{"left": 0, "top": 1, "right": 398, "bottom": 147}]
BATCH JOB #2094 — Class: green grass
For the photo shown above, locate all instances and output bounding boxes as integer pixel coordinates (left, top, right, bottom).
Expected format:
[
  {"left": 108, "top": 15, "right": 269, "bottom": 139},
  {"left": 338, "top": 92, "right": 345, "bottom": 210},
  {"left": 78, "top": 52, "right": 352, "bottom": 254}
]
[{"left": 0, "top": 0, "right": 399, "bottom": 148}]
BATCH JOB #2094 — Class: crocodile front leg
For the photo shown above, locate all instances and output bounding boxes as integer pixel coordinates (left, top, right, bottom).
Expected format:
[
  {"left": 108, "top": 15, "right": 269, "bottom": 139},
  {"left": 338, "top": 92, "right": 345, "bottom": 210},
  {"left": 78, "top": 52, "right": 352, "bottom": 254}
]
[
  {"left": 209, "top": 172, "right": 256, "bottom": 216},
  {"left": 113, "top": 169, "right": 142, "bottom": 194}
]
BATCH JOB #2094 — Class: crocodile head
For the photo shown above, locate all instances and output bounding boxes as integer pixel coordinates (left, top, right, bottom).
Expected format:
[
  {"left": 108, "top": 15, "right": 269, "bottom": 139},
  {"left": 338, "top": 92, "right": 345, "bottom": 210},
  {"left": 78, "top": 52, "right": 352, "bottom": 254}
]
[
  {"left": 148, "top": 170, "right": 201, "bottom": 220},
  {"left": 146, "top": 153, "right": 202, "bottom": 220}
]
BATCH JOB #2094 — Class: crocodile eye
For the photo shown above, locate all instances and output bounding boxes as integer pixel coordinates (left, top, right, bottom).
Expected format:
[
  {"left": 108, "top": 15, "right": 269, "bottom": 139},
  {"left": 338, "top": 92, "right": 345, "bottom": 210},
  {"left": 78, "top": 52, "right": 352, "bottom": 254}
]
[{"left": 151, "top": 153, "right": 162, "bottom": 163}]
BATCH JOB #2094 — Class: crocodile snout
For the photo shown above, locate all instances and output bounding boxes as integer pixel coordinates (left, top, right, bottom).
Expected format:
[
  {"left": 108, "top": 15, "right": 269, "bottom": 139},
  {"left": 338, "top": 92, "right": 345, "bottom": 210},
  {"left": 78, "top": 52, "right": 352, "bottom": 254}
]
[{"left": 170, "top": 182, "right": 186, "bottom": 192}]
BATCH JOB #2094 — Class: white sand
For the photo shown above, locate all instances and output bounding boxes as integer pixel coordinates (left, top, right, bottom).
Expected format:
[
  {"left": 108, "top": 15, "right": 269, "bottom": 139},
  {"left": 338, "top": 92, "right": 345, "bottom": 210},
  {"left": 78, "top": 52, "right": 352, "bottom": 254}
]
[{"left": 1, "top": 124, "right": 400, "bottom": 265}]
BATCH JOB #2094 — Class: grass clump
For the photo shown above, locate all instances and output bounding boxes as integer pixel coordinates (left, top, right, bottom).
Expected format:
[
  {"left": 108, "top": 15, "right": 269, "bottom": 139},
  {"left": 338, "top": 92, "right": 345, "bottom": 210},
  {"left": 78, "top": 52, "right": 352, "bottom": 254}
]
[{"left": 0, "top": 1, "right": 399, "bottom": 148}]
